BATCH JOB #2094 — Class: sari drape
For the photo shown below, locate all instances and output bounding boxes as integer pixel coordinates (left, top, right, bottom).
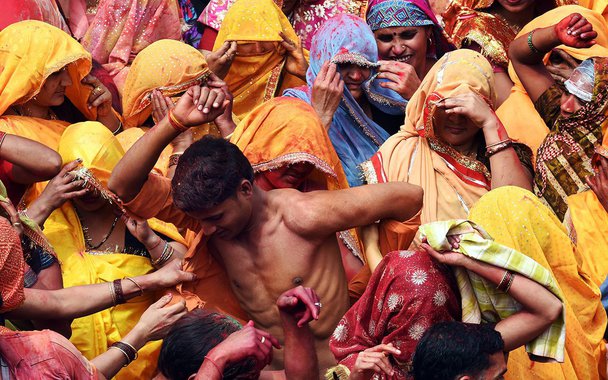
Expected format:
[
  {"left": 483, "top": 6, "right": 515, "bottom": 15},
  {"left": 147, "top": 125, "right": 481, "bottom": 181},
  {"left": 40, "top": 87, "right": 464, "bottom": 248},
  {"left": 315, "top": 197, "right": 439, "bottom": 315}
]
[
  {"left": 284, "top": 14, "right": 406, "bottom": 186},
  {"left": 0, "top": 0, "right": 69, "bottom": 32},
  {"left": 496, "top": 5, "right": 608, "bottom": 157},
  {"left": 43, "top": 122, "right": 185, "bottom": 380},
  {"left": 469, "top": 186, "right": 607, "bottom": 380},
  {"left": 214, "top": 0, "right": 305, "bottom": 120},
  {"left": 361, "top": 50, "right": 493, "bottom": 245},
  {"left": 80, "top": 0, "right": 182, "bottom": 92}
]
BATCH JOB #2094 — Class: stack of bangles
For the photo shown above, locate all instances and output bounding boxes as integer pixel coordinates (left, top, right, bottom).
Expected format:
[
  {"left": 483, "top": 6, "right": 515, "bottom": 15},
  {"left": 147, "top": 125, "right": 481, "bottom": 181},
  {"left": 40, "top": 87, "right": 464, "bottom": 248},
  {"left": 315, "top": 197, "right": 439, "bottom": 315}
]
[
  {"left": 167, "top": 109, "right": 189, "bottom": 133},
  {"left": 485, "top": 138, "right": 513, "bottom": 157},
  {"left": 497, "top": 270, "right": 516, "bottom": 293},
  {"left": 108, "top": 277, "right": 143, "bottom": 306},
  {"left": 151, "top": 241, "right": 174, "bottom": 268},
  {"left": 109, "top": 341, "right": 139, "bottom": 367},
  {"left": 0, "top": 131, "right": 7, "bottom": 151}
]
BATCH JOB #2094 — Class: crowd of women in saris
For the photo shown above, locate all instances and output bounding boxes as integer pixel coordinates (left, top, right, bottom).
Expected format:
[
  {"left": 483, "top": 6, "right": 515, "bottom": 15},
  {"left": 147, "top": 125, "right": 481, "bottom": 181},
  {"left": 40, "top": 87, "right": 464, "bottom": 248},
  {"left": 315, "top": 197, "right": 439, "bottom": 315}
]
[{"left": 1, "top": 0, "right": 608, "bottom": 378}]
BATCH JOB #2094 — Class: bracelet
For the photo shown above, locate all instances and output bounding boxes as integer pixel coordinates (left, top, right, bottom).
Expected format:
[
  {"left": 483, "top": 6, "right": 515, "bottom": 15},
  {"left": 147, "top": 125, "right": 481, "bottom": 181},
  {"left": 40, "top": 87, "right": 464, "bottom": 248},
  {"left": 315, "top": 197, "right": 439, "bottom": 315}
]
[
  {"left": 118, "top": 341, "right": 139, "bottom": 360},
  {"left": 504, "top": 272, "right": 516, "bottom": 292},
  {"left": 109, "top": 345, "right": 131, "bottom": 367},
  {"left": 0, "top": 131, "right": 7, "bottom": 152},
  {"left": 223, "top": 132, "right": 234, "bottom": 141},
  {"left": 168, "top": 153, "right": 181, "bottom": 168},
  {"left": 109, "top": 281, "right": 117, "bottom": 306},
  {"left": 151, "top": 240, "right": 169, "bottom": 266},
  {"left": 497, "top": 270, "right": 514, "bottom": 292},
  {"left": 123, "top": 277, "right": 144, "bottom": 297},
  {"left": 112, "top": 121, "right": 123, "bottom": 135},
  {"left": 485, "top": 139, "right": 513, "bottom": 157},
  {"left": 527, "top": 30, "right": 541, "bottom": 55},
  {"left": 113, "top": 279, "right": 126, "bottom": 304},
  {"left": 168, "top": 109, "right": 189, "bottom": 133},
  {"left": 485, "top": 138, "right": 511, "bottom": 149},
  {"left": 152, "top": 242, "right": 174, "bottom": 268},
  {"left": 204, "top": 355, "right": 223, "bottom": 377}
]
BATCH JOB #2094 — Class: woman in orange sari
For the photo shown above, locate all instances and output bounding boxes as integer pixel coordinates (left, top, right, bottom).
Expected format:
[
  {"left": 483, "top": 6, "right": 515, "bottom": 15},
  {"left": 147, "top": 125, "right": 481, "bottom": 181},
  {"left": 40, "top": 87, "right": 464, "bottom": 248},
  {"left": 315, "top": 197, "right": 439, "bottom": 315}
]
[
  {"left": 0, "top": 20, "right": 120, "bottom": 151},
  {"left": 213, "top": 0, "right": 308, "bottom": 120}
]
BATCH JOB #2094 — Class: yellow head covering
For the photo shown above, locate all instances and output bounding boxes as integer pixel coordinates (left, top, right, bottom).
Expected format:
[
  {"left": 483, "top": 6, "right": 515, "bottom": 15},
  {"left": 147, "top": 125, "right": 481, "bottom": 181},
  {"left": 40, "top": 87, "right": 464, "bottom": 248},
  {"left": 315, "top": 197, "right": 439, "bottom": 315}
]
[
  {"left": 214, "top": 0, "right": 305, "bottom": 119},
  {"left": 0, "top": 20, "right": 95, "bottom": 119},
  {"left": 469, "top": 186, "right": 607, "bottom": 380},
  {"left": 232, "top": 97, "right": 348, "bottom": 191},
  {"left": 497, "top": 5, "right": 608, "bottom": 155},
  {"left": 122, "top": 39, "right": 211, "bottom": 129}
]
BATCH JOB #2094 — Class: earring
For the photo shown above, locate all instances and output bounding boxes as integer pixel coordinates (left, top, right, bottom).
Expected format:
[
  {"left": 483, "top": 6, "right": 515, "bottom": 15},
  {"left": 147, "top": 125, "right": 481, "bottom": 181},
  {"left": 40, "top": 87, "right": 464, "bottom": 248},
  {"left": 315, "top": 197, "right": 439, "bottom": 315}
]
[{"left": 428, "top": 37, "right": 433, "bottom": 46}]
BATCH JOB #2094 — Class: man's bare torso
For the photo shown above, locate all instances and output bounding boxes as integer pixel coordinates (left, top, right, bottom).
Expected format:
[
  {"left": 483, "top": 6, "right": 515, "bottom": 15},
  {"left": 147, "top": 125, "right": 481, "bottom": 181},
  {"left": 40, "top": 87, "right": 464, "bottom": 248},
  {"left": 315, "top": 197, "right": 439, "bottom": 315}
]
[{"left": 210, "top": 189, "right": 349, "bottom": 371}]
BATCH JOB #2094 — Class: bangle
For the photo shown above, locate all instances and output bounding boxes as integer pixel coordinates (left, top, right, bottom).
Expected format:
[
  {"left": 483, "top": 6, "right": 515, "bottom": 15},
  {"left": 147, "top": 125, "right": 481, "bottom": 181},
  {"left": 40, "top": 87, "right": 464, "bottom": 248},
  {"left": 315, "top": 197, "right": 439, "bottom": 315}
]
[
  {"left": 168, "top": 153, "right": 181, "bottom": 168},
  {"left": 527, "top": 30, "right": 541, "bottom": 55},
  {"left": 110, "top": 341, "right": 138, "bottom": 365},
  {"left": 204, "top": 355, "right": 223, "bottom": 377},
  {"left": 223, "top": 132, "right": 233, "bottom": 141},
  {"left": 485, "top": 138, "right": 511, "bottom": 149},
  {"left": 504, "top": 272, "right": 516, "bottom": 292},
  {"left": 152, "top": 241, "right": 174, "bottom": 268},
  {"left": 0, "top": 131, "right": 7, "bottom": 152},
  {"left": 168, "top": 109, "right": 189, "bottom": 133},
  {"left": 123, "top": 277, "right": 144, "bottom": 297},
  {"left": 109, "top": 345, "right": 131, "bottom": 366},
  {"left": 485, "top": 139, "right": 513, "bottom": 157},
  {"left": 109, "top": 281, "right": 117, "bottom": 306},
  {"left": 113, "top": 279, "right": 126, "bottom": 304},
  {"left": 497, "top": 270, "right": 515, "bottom": 292},
  {"left": 112, "top": 121, "right": 123, "bottom": 135}
]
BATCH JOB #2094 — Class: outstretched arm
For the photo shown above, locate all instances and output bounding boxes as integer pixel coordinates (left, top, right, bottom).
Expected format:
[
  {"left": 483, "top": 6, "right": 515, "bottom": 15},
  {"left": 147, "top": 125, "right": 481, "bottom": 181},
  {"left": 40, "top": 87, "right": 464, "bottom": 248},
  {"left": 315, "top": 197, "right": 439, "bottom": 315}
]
[
  {"left": 291, "top": 182, "right": 423, "bottom": 238},
  {"left": 108, "top": 77, "right": 229, "bottom": 203},
  {"left": 0, "top": 134, "right": 62, "bottom": 184},
  {"left": 422, "top": 242, "right": 563, "bottom": 352},
  {"left": 509, "top": 13, "right": 597, "bottom": 103}
]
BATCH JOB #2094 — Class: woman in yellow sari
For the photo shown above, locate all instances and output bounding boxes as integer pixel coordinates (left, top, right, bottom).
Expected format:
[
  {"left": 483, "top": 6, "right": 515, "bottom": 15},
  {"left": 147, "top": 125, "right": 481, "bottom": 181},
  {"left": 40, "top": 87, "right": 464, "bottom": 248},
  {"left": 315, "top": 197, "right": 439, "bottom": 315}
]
[
  {"left": 496, "top": 5, "right": 608, "bottom": 156},
  {"left": 34, "top": 122, "right": 187, "bottom": 380},
  {"left": 469, "top": 186, "right": 607, "bottom": 380},
  {"left": 361, "top": 49, "right": 533, "bottom": 249},
  {"left": 119, "top": 39, "right": 220, "bottom": 176},
  {"left": 0, "top": 20, "right": 121, "bottom": 150},
  {"left": 214, "top": 0, "right": 307, "bottom": 120}
]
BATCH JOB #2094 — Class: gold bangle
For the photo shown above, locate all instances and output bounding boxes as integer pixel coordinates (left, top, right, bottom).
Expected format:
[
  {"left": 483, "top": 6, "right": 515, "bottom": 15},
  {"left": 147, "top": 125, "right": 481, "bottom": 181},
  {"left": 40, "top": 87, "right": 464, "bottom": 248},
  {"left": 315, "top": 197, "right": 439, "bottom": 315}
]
[
  {"left": 109, "top": 346, "right": 131, "bottom": 367},
  {"left": 123, "top": 277, "right": 144, "bottom": 297}
]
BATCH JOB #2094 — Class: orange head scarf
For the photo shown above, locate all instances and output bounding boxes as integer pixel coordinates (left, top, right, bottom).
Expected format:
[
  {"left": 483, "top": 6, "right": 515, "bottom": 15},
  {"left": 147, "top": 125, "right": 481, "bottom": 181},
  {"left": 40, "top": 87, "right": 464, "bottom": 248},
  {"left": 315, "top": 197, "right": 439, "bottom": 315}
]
[
  {"left": 214, "top": 0, "right": 305, "bottom": 120},
  {"left": 0, "top": 20, "right": 96, "bottom": 119},
  {"left": 231, "top": 97, "right": 349, "bottom": 191}
]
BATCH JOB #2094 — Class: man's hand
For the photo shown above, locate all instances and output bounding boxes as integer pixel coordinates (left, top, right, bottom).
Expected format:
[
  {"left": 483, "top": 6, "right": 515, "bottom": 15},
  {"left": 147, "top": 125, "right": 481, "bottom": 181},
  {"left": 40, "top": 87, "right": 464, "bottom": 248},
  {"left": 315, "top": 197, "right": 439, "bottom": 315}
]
[
  {"left": 277, "top": 285, "right": 321, "bottom": 327},
  {"left": 588, "top": 155, "right": 608, "bottom": 212},
  {"left": 349, "top": 344, "right": 401, "bottom": 380},
  {"left": 378, "top": 60, "right": 421, "bottom": 99},
  {"left": 206, "top": 320, "right": 281, "bottom": 373},
  {"left": 311, "top": 61, "right": 343, "bottom": 128},
  {"left": 171, "top": 83, "right": 229, "bottom": 127},
  {"left": 279, "top": 31, "right": 308, "bottom": 80},
  {"left": 554, "top": 13, "right": 597, "bottom": 48}
]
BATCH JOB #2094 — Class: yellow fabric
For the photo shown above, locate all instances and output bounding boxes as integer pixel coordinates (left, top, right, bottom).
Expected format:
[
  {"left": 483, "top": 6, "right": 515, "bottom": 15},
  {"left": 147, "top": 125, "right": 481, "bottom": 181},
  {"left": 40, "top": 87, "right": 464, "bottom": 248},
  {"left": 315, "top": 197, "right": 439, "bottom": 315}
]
[
  {"left": 214, "top": 0, "right": 306, "bottom": 120},
  {"left": 44, "top": 122, "right": 184, "bottom": 380},
  {"left": 469, "top": 186, "right": 607, "bottom": 380},
  {"left": 496, "top": 5, "right": 608, "bottom": 156},
  {"left": 579, "top": 0, "right": 608, "bottom": 22},
  {"left": 369, "top": 50, "right": 493, "bottom": 243}
]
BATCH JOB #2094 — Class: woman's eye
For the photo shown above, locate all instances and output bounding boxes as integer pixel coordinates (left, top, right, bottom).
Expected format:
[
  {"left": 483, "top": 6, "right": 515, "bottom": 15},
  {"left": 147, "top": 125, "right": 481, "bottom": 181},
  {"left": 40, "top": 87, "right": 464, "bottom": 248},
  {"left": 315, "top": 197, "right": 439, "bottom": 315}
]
[{"left": 377, "top": 35, "right": 393, "bottom": 43}]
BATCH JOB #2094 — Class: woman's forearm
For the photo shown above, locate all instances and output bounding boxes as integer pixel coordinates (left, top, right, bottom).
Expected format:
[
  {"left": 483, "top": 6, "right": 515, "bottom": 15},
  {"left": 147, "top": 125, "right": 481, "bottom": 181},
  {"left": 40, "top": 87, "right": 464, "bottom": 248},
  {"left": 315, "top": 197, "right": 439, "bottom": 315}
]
[
  {"left": 509, "top": 25, "right": 560, "bottom": 65},
  {"left": 1, "top": 134, "right": 62, "bottom": 183},
  {"left": 483, "top": 122, "right": 533, "bottom": 190},
  {"left": 90, "top": 324, "right": 149, "bottom": 379}
]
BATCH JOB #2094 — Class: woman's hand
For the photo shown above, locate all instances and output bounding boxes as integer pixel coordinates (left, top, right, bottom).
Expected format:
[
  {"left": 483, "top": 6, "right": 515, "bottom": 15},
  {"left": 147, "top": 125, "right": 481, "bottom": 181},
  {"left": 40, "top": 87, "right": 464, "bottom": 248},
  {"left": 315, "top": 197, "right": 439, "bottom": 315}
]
[
  {"left": 134, "top": 293, "right": 188, "bottom": 342},
  {"left": 82, "top": 74, "right": 114, "bottom": 116},
  {"left": 279, "top": 31, "right": 308, "bottom": 81},
  {"left": 436, "top": 93, "right": 499, "bottom": 130},
  {"left": 377, "top": 60, "right": 421, "bottom": 99},
  {"left": 0, "top": 197, "right": 23, "bottom": 237},
  {"left": 311, "top": 61, "right": 343, "bottom": 128},
  {"left": 554, "top": 13, "right": 597, "bottom": 48},
  {"left": 146, "top": 259, "right": 196, "bottom": 289},
  {"left": 547, "top": 49, "right": 580, "bottom": 84},
  {"left": 277, "top": 285, "right": 321, "bottom": 327},
  {"left": 151, "top": 89, "right": 174, "bottom": 124},
  {"left": 123, "top": 216, "right": 156, "bottom": 246},
  {"left": 420, "top": 237, "right": 469, "bottom": 267},
  {"left": 206, "top": 320, "right": 281, "bottom": 373},
  {"left": 349, "top": 344, "right": 401, "bottom": 380},
  {"left": 207, "top": 74, "right": 237, "bottom": 137},
  {"left": 588, "top": 155, "right": 608, "bottom": 212},
  {"left": 205, "top": 41, "right": 237, "bottom": 79}
]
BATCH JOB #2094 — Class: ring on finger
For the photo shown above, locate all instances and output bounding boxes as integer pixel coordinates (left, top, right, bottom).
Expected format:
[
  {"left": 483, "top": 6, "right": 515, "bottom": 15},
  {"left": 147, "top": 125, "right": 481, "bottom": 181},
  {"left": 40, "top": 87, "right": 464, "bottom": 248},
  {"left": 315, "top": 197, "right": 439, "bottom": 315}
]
[
  {"left": 260, "top": 336, "right": 266, "bottom": 344},
  {"left": 314, "top": 301, "right": 322, "bottom": 308}
]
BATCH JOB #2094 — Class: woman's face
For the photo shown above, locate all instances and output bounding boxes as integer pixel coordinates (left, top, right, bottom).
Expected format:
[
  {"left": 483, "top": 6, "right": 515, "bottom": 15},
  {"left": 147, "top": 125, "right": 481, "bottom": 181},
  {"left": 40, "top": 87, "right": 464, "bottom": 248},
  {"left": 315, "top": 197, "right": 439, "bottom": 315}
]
[
  {"left": 337, "top": 64, "right": 371, "bottom": 101},
  {"left": 236, "top": 41, "right": 277, "bottom": 56},
  {"left": 559, "top": 92, "right": 584, "bottom": 118},
  {"left": 495, "top": 0, "right": 536, "bottom": 14},
  {"left": 374, "top": 26, "right": 430, "bottom": 74},
  {"left": 35, "top": 66, "right": 72, "bottom": 107},
  {"left": 432, "top": 107, "right": 480, "bottom": 148},
  {"left": 256, "top": 162, "right": 315, "bottom": 190}
]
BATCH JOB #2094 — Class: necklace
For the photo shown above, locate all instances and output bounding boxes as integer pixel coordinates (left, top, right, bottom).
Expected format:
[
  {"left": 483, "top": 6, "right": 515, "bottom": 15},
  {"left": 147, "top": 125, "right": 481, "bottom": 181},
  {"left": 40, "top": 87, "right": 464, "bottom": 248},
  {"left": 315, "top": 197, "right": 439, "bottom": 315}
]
[
  {"left": 13, "top": 104, "right": 58, "bottom": 120},
  {"left": 494, "top": 13, "right": 522, "bottom": 35},
  {"left": 75, "top": 207, "right": 120, "bottom": 250}
]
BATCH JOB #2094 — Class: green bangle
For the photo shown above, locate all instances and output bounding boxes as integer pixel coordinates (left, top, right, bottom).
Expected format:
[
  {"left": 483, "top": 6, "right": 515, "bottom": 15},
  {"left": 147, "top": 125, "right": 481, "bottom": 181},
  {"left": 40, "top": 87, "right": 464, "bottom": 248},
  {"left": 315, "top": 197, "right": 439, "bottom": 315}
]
[{"left": 527, "top": 30, "right": 541, "bottom": 55}]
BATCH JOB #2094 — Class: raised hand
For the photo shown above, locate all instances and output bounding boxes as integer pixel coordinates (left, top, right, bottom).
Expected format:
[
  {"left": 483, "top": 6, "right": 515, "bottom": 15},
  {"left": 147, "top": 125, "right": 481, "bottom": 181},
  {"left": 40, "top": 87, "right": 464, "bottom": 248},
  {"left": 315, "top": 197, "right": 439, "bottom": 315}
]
[
  {"left": 378, "top": 60, "right": 421, "bottom": 99},
  {"left": 546, "top": 49, "right": 580, "bottom": 84},
  {"left": 0, "top": 196, "right": 23, "bottom": 236},
  {"left": 279, "top": 31, "right": 308, "bottom": 80},
  {"left": 588, "top": 154, "right": 608, "bottom": 212},
  {"left": 207, "top": 73, "right": 237, "bottom": 137},
  {"left": 350, "top": 343, "right": 401, "bottom": 380},
  {"left": 151, "top": 89, "right": 175, "bottom": 124},
  {"left": 205, "top": 41, "right": 238, "bottom": 79},
  {"left": 82, "top": 74, "right": 114, "bottom": 116},
  {"left": 123, "top": 216, "right": 156, "bottom": 246},
  {"left": 277, "top": 285, "right": 321, "bottom": 327},
  {"left": 148, "top": 259, "right": 196, "bottom": 289},
  {"left": 171, "top": 84, "right": 228, "bottom": 128},
  {"left": 436, "top": 92, "right": 498, "bottom": 130},
  {"left": 311, "top": 61, "right": 343, "bottom": 128},
  {"left": 135, "top": 293, "right": 188, "bottom": 341},
  {"left": 554, "top": 13, "right": 597, "bottom": 48}
]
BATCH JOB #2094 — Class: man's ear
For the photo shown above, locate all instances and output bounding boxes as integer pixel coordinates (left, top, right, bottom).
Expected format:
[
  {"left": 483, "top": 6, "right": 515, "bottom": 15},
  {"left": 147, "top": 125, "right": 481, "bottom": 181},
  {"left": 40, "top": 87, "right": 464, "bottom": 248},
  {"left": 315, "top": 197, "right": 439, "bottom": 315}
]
[
  {"left": 187, "top": 374, "right": 196, "bottom": 380},
  {"left": 239, "top": 179, "right": 253, "bottom": 197}
]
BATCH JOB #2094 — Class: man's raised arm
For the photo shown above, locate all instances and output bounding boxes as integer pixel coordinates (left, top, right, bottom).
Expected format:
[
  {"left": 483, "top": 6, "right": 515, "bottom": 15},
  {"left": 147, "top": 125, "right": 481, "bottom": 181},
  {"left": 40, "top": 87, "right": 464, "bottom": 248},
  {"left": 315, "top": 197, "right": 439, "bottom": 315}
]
[
  {"left": 292, "top": 182, "right": 423, "bottom": 238},
  {"left": 109, "top": 78, "right": 230, "bottom": 202}
]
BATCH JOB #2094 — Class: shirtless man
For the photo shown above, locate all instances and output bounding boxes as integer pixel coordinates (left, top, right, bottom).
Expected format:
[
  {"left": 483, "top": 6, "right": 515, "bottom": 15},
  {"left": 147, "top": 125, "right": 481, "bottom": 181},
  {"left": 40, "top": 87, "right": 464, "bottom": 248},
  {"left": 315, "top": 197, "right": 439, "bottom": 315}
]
[{"left": 108, "top": 84, "right": 423, "bottom": 371}]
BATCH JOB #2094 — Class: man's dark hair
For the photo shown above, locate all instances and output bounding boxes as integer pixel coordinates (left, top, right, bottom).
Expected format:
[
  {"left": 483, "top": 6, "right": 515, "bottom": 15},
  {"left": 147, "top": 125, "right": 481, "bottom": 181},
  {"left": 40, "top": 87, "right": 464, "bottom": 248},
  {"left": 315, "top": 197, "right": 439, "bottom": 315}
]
[
  {"left": 412, "top": 322, "right": 504, "bottom": 380},
  {"left": 157, "top": 309, "right": 256, "bottom": 380},
  {"left": 172, "top": 136, "right": 254, "bottom": 212}
]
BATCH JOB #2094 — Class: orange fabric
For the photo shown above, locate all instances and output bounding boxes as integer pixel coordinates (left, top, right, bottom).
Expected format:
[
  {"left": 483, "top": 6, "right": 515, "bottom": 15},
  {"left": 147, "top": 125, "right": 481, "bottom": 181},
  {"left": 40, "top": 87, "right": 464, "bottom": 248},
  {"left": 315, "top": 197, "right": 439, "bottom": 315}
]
[
  {"left": 0, "top": 217, "right": 25, "bottom": 313},
  {"left": 214, "top": 0, "right": 306, "bottom": 120},
  {"left": 124, "top": 173, "right": 249, "bottom": 323},
  {"left": 497, "top": 5, "right": 608, "bottom": 156}
]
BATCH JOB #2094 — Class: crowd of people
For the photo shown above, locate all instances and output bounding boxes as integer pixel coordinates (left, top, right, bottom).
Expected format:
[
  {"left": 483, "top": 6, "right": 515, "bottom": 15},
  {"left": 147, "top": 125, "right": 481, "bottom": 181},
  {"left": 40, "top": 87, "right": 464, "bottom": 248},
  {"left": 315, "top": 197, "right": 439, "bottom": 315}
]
[{"left": 0, "top": 0, "right": 608, "bottom": 379}]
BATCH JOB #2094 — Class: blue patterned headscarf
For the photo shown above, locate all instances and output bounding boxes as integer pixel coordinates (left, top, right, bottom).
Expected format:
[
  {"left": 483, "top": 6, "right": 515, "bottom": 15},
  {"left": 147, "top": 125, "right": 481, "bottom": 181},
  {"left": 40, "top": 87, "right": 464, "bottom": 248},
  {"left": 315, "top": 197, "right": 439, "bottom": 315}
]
[{"left": 284, "top": 14, "right": 406, "bottom": 187}]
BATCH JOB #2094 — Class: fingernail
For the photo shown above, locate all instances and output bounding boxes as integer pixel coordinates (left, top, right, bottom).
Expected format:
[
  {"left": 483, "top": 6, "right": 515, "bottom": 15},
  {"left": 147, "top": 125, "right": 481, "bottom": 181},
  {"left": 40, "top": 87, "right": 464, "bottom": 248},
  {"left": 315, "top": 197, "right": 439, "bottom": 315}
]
[
  {"left": 77, "top": 158, "right": 82, "bottom": 162},
  {"left": 197, "top": 104, "right": 203, "bottom": 111},
  {"left": 194, "top": 98, "right": 198, "bottom": 104},
  {"left": 203, "top": 107, "right": 209, "bottom": 114},
  {"left": 213, "top": 102, "right": 219, "bottom": 108}
]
